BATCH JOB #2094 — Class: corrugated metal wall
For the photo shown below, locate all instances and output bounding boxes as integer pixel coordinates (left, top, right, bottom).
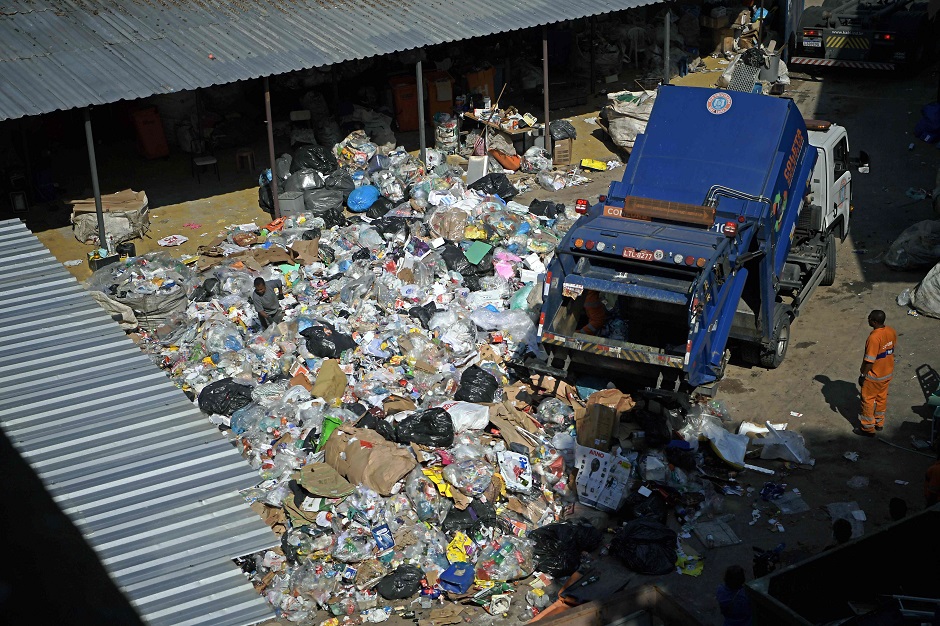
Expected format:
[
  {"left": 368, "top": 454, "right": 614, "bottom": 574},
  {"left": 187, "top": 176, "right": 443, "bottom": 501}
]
[{"left": 0, "top": 219, "right": 277, "bottom": 626}]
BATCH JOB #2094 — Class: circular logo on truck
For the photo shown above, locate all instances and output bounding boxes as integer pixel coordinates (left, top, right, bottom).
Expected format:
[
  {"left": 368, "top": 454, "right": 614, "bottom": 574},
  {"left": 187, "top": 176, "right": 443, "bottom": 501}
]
[{"left": 706, "top": 92, "right": 733, "bottom": 115}]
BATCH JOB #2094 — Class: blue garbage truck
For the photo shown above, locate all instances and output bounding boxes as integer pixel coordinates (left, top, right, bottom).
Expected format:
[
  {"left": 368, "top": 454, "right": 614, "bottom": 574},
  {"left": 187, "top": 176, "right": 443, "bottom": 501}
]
[{"left": 533, "top": 86, "right": 867, "bottom": 393}]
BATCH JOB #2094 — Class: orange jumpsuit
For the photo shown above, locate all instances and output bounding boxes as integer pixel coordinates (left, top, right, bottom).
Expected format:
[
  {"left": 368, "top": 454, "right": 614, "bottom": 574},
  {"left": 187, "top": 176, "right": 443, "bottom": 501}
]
[
  {"left": 859, "top": 325, "right": 897, "bottom": 433},
  {"left": 578, "top": 291, "right": 607, "bottom": 335}
]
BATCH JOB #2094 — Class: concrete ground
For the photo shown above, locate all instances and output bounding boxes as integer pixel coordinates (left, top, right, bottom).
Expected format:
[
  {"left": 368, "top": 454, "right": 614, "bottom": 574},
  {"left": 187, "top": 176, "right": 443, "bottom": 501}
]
[{"left": 5, "top": 58, "right": 940, "bottom": 625}]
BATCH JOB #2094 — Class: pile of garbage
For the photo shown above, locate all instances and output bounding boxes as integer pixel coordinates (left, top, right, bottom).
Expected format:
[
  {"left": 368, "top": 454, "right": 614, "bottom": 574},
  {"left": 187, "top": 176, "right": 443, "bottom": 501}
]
[{"left": 83, "top": 156, "right": 815, "bottom": 623}]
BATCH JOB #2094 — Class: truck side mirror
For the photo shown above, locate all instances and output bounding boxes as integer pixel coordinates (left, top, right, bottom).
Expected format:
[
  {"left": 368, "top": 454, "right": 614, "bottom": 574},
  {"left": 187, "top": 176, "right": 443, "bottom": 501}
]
[{"left": 852, "top": 150, "right": 870, "bottom": 174}]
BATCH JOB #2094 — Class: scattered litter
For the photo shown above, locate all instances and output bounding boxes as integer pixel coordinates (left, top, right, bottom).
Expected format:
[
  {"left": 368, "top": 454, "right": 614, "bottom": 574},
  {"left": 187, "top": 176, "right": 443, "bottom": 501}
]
[
  {"left": 843, "top": 451, "right": 859, "bottom": 462},
  {"left": 63, "top": 259, "right": 84, "bottom": 267},
  {"left": 905, "top": 187, "right": 927, "bottom": 200},
  {"left": 774, "top": 491, "right": 810, "bottom": 515},
  {"left": 895, "top": 480, "right": 909, "bottom": 485},
  {"left": 183, "top": 222, "right": 203, "bottom": 229},
  {"left": 789, "top": 411, "right": 803, "bottom": 418},
  {"left": 157, "top": 234, "right": 188, "bottom": 247},
  {"left": 692, "top": 519, "right": 741, "bottom": 547},
  {"left": 827, "top": 502, "right": 864, "bottom": 538}
]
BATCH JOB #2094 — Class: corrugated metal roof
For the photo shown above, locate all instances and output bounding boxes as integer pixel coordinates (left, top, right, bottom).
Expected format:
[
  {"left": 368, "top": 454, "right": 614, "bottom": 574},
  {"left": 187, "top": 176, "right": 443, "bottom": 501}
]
[
  {"left": 0, "top": 219, "right": 277, "bottom": 626},
  {"left": 0, "top": 0, "right": 656, "bottom": 121}
]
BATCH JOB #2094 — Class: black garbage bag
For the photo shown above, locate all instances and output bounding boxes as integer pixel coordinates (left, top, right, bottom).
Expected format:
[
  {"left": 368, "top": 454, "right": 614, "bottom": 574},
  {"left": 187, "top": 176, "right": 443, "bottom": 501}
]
[
  {"left": 395, "top": 408, "right": 455, "bottom": 448},
  {"left": 352, "top": 247, "right": 372, "bottom": 261},
  {"left": 191, "top": 277, "right": 221, "bottom": 302},
  {"left": 624, "top": 486, "right": 669, "bottom": 523},
  {"left": 259, "top": 183, "right": 274, "bottom": 212},
  {"left": 357, "top": 412, "right": 397, "bottom": 442},
  {"left": 439, "top": 243, "right": 494, "bottom": 277},
  {"left": 366, "top": 196, "right": 394, "bottom": 219},
  {"left": 376, "top": 564, "right": 424, "bottom": 600},
  {"left": 373, "top": 215, "right": 410, "bottom": 243},
  {"left": 408, "top": 302, "right": 438, "bottom": 329},
  {"left": 303, "top": 188, "right": 344, "bottom": 214},
  {"left": 323, "top": 169, "right": 356, "bottom": 200},
  {"left": 198, "top": 378, "right": 254, "bottom": 416},
  {"left": 284, "top": 168, "right": 325, "bottom": 192},
  {"left": 291, "top": 145, "right": 338, "bottom": 176},
  {"left": 275, "top": 154, "right": 293, "bottom": 181},
  {"left": 299, "top": 323, "right": 357, "bottom": 358},
  {"left": 321, "top": 207, "right": 349, "bottom": 229},
  {"left": 441, "top": 500, "right": 499, "bottom": 534},
  {"left": 302, "top": 228, "right": 322, "bottom": 241},
  {"left": 549, "top": 120, "right": 577, "bottom": 141},
  {"left": 468, "top": 172, "right": 517, "bottom": 200},
  {"left": 528, "top": 199, "right": 564, "bottom": 219},
  {"left": 454, "top": 365, "right": 499, "bottom": 403},
  {"left": 609, "top": 518, "right": 677, "bottom": 575},
  {"left": 529, "top": 522, "right": 603, "bottom": 576}
]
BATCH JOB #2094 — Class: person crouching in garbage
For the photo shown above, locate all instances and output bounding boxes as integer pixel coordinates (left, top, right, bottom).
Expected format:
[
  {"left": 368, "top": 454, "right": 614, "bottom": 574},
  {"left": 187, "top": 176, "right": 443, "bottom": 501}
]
[{"left": 251, "top": 276, "right": 285, "bottom": 329}]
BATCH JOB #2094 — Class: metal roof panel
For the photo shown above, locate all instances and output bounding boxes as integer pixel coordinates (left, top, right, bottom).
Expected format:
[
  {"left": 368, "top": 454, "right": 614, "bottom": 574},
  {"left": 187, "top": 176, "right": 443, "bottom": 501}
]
[
  {"left": 0, "top": 219, "right": 277, "bottom": 625},
  {"left": 0, "top": 0, "right": 657, "bottom": 120}
]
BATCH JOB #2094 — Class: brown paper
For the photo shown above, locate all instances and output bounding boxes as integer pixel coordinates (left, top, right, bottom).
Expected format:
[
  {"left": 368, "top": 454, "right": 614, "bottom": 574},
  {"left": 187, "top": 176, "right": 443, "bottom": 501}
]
[
  {"left": 323, "top": 426, "right": 416, "bottom": 495},
  {"left": 384, "top": 395, "right": 417, "bottom": 415},
  {"left": 311, "top": 359, "right": 347, "bottom": 401},
  {"left": 575, "top": 389, "right": 635, "bottom": 452},
  {"left": 289, "top": 239, "right": 320, "bottom": 265},
  {"left": 297, "top": 463, "right": 354, "bottom": 498},
  {"left": 289, "top": 371, "right": 313, "bottom": 391}
]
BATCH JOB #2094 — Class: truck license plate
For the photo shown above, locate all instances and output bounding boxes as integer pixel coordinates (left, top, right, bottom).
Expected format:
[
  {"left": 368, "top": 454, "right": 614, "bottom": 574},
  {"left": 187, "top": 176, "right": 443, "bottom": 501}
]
[
  {"left": 622, "top": 248, "right": 654, "bottom": 261},
  {"left": 562, "top": 282, "right": 584, "bottom": 298},
  {"left": 802, "top": 39, "right": 822, "bottom": 47}
]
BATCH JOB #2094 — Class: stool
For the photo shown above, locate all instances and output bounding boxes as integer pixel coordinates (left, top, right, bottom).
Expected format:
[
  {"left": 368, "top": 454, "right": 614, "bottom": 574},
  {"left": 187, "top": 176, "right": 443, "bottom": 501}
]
[{"left": 236, "top": 147, "right": 256, "bottom": 171}]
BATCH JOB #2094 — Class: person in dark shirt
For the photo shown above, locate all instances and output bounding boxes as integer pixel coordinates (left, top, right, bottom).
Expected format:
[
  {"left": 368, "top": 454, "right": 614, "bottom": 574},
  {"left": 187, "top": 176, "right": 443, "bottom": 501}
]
[
  {"left": 716, "top": 565, "right": 752, "bottom": 626},
  {"left": 251, "top": 277, "right": 284, "bottom": 329}
]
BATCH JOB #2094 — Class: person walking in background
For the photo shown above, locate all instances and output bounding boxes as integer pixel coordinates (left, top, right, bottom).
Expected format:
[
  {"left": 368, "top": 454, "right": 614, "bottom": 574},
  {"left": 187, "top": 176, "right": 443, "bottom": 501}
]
[
  {"left": 856, "top": 310, "right": 897, "bottom": 437},
  {"left": 716, "top": 565, "right": 752, "bottom": 626}
]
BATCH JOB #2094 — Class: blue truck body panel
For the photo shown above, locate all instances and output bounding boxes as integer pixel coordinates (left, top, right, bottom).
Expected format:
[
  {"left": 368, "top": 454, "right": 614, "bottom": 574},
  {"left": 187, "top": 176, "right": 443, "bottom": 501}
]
[{"left": 538, "top": 86, "right": 818, "bottom": 387}]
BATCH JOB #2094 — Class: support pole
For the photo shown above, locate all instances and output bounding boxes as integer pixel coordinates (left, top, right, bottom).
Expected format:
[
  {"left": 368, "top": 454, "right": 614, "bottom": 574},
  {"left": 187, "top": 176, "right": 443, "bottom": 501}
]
[
  {"left": 542, "top": 25, "right": 552, "bottom": 158},
  {"left": 589, "top": 17, "right": 596, "bottom": 95},
  {"left": 664, "top": 11, "right": 671, "bottom": 85},
  {"left": 83, "top": 108, "right": 107, "bottom": 251},
  {"left": 264, "top": 76, "right": 280, "bottom": 219},
  {"left": 416, "top": 60, "right": 427, "bottom": 166}
]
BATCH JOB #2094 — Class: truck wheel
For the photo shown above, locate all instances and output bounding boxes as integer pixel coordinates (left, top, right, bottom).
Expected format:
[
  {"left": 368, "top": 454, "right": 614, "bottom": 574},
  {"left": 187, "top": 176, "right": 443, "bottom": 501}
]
[
  {"left": 820, "top": 233, "right": 837, "bottom": 287},
  {"left": 760, "top": 306, "right": 791, "bottom": 369}
]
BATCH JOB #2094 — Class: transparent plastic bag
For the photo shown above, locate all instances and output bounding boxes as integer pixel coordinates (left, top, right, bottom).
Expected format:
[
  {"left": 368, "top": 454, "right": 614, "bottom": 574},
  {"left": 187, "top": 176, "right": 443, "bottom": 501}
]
[
  {"left": 443, "top": 459, "right": 493, "bottom": 496},
  {"left": 405, "top": 468, "right": 450, "bottom": 523},
  {"left": 333, "top": 526, "right": 377, "bottom": 563},
  {"left": 474, "top": 536, "right": 535, "bottom": 581}
]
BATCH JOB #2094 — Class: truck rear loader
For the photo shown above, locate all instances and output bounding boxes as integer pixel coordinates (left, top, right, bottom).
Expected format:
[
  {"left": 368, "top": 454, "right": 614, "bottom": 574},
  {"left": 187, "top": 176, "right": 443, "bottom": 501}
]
[{"left": 533, "top": 86, "right": 867, "bottom": 393}]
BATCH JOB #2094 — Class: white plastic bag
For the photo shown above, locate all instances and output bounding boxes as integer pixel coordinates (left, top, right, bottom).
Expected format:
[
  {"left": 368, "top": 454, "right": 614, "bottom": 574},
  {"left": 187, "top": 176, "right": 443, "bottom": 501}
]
[{"left": 435, "top": 400, "right": 490, "bottom": 432}]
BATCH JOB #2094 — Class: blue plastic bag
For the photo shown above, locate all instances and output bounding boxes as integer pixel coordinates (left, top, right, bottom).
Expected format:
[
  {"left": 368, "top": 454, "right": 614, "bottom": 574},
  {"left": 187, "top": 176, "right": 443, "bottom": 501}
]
[{"left": 347, "top": 185, "right": 380, "bottom": 212}]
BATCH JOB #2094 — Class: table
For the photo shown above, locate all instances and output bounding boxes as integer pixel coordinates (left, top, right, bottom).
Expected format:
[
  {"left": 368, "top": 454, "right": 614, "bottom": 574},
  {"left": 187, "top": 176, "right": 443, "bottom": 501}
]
[{"left": 462, "top": 112, "right": 537, "bottom": 154}]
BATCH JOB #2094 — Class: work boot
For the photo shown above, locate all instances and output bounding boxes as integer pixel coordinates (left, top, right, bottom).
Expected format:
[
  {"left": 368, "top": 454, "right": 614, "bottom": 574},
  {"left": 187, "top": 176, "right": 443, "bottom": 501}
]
[{"left": 853, "top": 427, "right": 876, "bottom": 438}]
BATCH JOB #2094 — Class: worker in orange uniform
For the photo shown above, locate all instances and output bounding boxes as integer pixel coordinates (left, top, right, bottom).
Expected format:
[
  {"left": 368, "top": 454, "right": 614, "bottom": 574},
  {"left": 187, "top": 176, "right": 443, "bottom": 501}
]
[
  {"left": 578, "top": 290, "right": 608, "bottom": 336},
  {"left": 855, "top": 310, "right": 897, "bottom": 438}
]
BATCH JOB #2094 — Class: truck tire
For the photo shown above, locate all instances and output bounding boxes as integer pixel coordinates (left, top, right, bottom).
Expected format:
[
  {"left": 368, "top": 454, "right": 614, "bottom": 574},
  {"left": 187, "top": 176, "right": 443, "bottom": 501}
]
[
  {"left": 820, "top": 233, "right": 837, "bottom": 287},
  {"left": 760, "top": 306, "right": 791, "bottom": 369}
]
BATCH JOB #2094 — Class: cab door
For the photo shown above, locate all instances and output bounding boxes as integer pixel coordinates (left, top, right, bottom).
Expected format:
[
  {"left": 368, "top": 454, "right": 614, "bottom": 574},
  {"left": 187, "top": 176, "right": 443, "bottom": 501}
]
[{"left": 828, "top": 135, "right": 851, "bottom": 234}]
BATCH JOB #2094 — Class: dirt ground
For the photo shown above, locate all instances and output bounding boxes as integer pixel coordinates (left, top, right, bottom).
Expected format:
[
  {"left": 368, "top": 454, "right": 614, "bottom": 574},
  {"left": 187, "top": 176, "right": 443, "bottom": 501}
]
[{"left": 7, "top": 60, "right": 940, "bottom": 625}]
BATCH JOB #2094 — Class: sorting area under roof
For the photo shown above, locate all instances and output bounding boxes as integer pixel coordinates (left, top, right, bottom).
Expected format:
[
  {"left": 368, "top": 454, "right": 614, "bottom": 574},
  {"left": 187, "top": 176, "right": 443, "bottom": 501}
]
[
  {"left": 0, "top": 219, "right": 278, "bottom": 626},
  {"left": 0, "top": 0, "right": 656, "bottom": 121}
]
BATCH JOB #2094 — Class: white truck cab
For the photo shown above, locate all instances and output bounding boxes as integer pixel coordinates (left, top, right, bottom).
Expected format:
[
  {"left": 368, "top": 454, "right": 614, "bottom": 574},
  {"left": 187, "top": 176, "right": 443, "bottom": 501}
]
[{"left": 806, "top": 120, "right": 856, "bottom": 243}]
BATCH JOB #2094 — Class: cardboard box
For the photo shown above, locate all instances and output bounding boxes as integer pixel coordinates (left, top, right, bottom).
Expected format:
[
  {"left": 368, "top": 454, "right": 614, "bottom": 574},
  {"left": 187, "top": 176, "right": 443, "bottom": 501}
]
[
  {"left": 574, "top": 444, "right": 634, "bottom": 512},
  {"left": 574, "top": 389, "right": 635, "bottom": 451},
  {"left": 576, "top": 403, "right": 618, "bottom": 451},
  {"left": 553, "top": 137, "right": 573, "bottom": 165}
]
